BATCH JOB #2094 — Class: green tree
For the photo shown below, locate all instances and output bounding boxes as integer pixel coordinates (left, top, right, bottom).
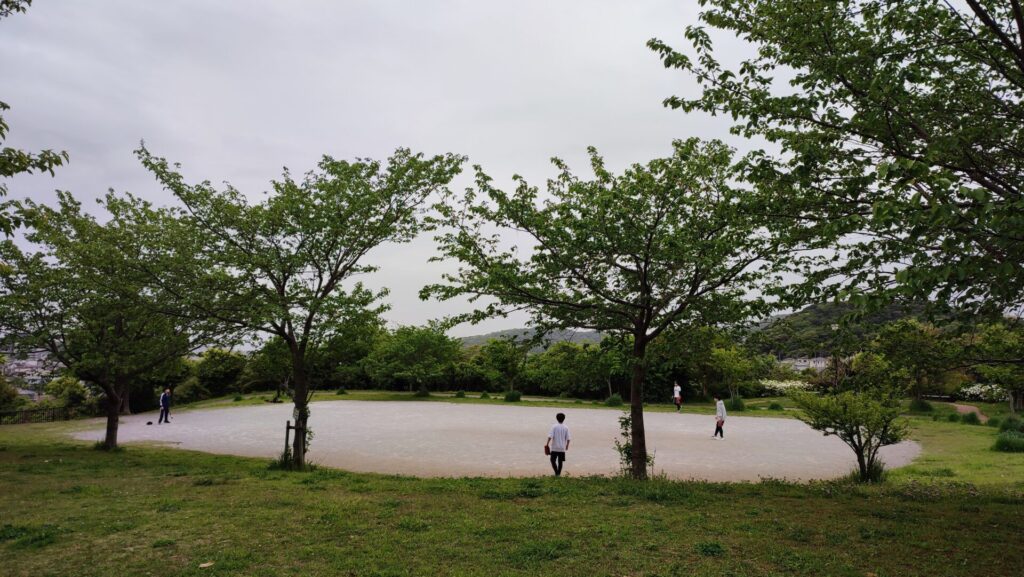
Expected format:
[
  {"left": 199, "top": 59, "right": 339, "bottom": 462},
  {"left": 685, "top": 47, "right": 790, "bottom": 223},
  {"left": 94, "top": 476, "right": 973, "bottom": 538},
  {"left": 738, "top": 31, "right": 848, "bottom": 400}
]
[
  {"left": 0, "top": 193, "right": 220, "bottom": 449},
  {"left": 872, "top": 319, "right": 953, "bottom": 399},
  {"left": 967, "top": 322, "right": 1024, "bottom": 413},
  {"left": 706, "top": 345, "right": 754, "bottom": 401},
  {"left": 137, "top": 146, "right": 462, "bottom": 468},
  {"left": 44, "top": 375, "right": 88, "bottom": 406},
  {"left": 650, "top": 0, "right": 1024, "bottom": 316},
  {"left": 363, "top": 325, "right": 461, "bottom": 391},
  {"left": 424, "top": 139, "right": 809, "bottom": 479},
  {"left": 0, "top": 1, "right": 68, "bottom": 236},
  {"left": 790, "top": 385, "right": 908, "bottom": 482},
  {"left": 195, "top": 349, "right": 247, "bottom": 398},
  {"left": 476, "top": 338, "right": 529, "bottom": 392}
]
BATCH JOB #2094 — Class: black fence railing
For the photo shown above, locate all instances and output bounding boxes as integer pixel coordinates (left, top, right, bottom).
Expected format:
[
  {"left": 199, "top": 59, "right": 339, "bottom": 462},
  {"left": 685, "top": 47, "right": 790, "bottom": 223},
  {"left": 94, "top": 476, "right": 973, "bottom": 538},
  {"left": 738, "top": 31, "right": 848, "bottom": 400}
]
[{"left": 0, "top": 405, "right": 75, "bottom": 425}]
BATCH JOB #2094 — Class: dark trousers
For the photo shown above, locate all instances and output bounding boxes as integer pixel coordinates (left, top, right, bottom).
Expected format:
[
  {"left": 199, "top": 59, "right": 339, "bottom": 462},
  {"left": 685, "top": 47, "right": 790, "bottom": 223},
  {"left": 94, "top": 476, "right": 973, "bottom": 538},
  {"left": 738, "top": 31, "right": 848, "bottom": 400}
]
[
  {"left": 714, "top": 421, "right": 724, "bottom": 438},
  {"left": 674, "top": 397, "right": 682, "bottom": 411},
  {"left": 550, "top": 451, "right": 565, "bottom": 476},
  {"left": 158, "top": 407, "right": 170, "bottom": 424}
]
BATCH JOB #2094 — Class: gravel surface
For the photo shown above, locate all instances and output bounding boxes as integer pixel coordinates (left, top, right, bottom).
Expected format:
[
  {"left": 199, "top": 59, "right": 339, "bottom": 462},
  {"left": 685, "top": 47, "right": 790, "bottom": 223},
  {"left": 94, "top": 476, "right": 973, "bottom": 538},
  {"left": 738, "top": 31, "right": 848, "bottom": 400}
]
[{"left": 74, "top": 401, "right": 921, "bottom": 481}]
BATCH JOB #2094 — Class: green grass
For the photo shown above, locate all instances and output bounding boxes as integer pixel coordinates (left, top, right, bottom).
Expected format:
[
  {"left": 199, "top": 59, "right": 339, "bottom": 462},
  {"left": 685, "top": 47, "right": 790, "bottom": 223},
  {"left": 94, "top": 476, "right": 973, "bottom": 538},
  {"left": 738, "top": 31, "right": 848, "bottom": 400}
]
[
  {"left": 890, "top": 417, "right": 1024, "bottom": 487},
  {"left": 1, "top": 423, "right": 1022, "bottom": 577}
]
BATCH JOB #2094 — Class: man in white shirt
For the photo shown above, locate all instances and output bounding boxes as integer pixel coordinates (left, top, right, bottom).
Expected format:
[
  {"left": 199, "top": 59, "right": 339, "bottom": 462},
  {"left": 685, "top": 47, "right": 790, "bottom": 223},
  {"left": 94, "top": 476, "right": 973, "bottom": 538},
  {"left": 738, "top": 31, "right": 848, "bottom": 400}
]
[
  {"left": 713, "top": 394, "right": 726, "bottom": 439},
  {"left": 672, "top": 382, "right": 682, "bottom": 411},
  {"left": 545, "top": 413, "right": 571, "bottom": 476}
]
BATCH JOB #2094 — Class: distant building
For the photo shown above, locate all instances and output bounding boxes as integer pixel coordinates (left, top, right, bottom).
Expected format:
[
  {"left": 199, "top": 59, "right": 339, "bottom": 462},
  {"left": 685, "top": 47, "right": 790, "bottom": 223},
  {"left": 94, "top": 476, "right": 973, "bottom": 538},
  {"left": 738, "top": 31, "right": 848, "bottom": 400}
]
[{"left": 780, "top": 357, "right": 829, "bottom": 372}]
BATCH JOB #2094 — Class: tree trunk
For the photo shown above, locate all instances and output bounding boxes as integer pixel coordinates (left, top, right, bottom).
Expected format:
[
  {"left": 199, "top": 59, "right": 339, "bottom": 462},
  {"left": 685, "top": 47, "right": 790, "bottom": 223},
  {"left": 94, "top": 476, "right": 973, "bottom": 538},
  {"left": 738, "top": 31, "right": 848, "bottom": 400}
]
[
  {"left": 629, "top": 336, "right": 649, "bottom": 480},
  {"left": 119, "top": 387, "right": 132, "bottom": 416},
  {"left": 290, "top": 352, "right": 310, "bottom": 469},
  {"left": 102, "top": 382, "right": 122, "bottom": 450}
]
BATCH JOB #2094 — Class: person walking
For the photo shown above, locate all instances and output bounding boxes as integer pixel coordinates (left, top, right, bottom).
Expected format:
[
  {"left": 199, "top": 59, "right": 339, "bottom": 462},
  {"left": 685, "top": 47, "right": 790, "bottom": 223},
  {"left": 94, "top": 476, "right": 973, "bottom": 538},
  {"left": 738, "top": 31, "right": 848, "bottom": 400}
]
[
  {"left": 712, "top": 394, "right": 726, "bottom": 439},
  {"left": 672, "top": 382, "right": 683, "bottom": 411},
  {"left": 545, "top": 413, "right": 571, "bottom": 476},
  {"left": 158, "top": 388, "right": 171, "bottom": 424}
]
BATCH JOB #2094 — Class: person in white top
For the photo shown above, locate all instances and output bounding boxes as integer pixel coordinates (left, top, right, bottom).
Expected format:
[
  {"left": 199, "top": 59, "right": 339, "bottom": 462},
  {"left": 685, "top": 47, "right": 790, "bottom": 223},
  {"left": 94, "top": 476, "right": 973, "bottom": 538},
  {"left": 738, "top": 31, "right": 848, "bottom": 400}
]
[
  {"left": 672, "top": 382, "right": 682, "bottom": 412},
  {"left": 545, "top": 413, "right": 571, "bottom": 476},
  {"left": 713, "top": 394, "right": 726, "bottom": 439}
]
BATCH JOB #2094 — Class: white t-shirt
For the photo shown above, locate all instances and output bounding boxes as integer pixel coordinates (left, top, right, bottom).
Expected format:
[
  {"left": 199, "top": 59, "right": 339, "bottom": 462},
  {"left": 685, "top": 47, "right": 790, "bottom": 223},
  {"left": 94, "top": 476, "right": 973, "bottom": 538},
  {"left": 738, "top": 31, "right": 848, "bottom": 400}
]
[
  {"left": 716, "top": 399, "right": 727, "bottom": 421},
  {"left": 672, "top": 385, "right": 681, "bottom": 398},
  {"left": 548, "top": 423, "right": 571, "bottom": 452}
]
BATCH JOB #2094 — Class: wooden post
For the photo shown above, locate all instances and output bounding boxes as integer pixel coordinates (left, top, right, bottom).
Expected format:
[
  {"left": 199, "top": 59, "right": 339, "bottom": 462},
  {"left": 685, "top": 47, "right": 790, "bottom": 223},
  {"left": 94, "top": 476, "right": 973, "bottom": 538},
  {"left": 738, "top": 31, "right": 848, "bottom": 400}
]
[{"left": 284, "top": 420, "right": 291, "bottom": 457}]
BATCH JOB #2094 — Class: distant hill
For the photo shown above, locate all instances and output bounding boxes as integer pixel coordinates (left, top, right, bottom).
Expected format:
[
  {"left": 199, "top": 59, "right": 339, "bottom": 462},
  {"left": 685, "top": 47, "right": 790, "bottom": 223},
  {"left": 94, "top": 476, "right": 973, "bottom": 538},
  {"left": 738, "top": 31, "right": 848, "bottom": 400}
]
[
  {"left": 749, "top": 302, "right": 927, "bottom": 358},
  {"left": 459, "top": 328, "right": 602, "bottom": 349}
]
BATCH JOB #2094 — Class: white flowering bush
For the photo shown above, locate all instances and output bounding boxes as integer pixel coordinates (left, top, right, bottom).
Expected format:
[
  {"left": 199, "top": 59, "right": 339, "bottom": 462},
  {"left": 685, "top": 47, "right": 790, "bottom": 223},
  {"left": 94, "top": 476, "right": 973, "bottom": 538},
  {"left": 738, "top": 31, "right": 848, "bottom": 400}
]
[
  {"left": 957, "top": 384, "right": 1010, "bottom": 403},
  {"left": 760, "top": 379, "right": 812, "bottom": 396}
]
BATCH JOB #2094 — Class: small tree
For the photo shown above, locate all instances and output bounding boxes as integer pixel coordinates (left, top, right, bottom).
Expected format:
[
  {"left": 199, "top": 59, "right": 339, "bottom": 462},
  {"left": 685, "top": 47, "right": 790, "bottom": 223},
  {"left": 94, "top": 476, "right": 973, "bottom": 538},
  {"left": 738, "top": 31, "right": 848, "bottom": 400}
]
[
  {"left": 967, "top": 322, "right": 1024, "bottom": 414},
  {"left": 790, "top": 386, "right": 908, "bottom": 482}
]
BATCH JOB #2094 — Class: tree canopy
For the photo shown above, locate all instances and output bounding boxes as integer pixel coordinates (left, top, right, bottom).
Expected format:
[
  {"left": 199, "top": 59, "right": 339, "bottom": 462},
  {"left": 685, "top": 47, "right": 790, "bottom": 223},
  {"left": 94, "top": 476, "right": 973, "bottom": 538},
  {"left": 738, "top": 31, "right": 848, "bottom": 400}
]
[{"left": 650, "top": 0, "right": 1024, "bottom": 317}]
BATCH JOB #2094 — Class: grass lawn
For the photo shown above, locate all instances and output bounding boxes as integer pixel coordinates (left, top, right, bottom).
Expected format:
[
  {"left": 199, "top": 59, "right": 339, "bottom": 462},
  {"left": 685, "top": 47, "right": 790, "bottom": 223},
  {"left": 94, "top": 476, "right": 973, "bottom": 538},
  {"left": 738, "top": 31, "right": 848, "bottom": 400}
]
[{"left": 2, "top": 400, "right": 1024, "bottom": 577}]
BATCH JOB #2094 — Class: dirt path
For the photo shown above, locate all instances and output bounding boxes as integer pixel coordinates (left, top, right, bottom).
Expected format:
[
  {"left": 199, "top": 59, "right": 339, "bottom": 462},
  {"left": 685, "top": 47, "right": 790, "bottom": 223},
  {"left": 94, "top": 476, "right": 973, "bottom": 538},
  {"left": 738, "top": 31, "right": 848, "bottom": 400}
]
[
  {"left": 73, "top": 401, "right": 921, "bottom": 482},
  {"left": 952, "top": 403, "right": 989, "bottom": 423}
]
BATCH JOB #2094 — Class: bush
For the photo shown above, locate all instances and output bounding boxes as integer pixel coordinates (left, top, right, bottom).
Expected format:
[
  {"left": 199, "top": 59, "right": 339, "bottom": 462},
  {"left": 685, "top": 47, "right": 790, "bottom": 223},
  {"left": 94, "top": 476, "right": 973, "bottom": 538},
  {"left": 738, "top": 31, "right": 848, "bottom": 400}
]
[
  {"left": 504, "top": 390, "right": 522, "bottom": 402},
  {"left": 947, "top": 413, "right": 961, "bottom": 422},
  {"left": 908, "top": 398, "right": 934, "bottom": 412},
  {"left": 1000, "top": 415, "right": 1024, "bottom": 433},
  {"left": 335, "top": 388, "right": 347, "bottom": 395},
  {"left": 558, "top": 391, "right": 570, "bottom": 399},
  {"left": 958, "top": 383, "right": 1010, "bottom": 403},
  {"left": 454, "top": 390, "right": 466, "bottom": 398},
  {"left": 993, "top": 431, "right": 1024, "bottom": 453},
  {"left": 605, "top": 394, "right": 624, "bottom": 407},
  {"left": 987, "top": 417, "right": 1001, "bottom": 428},
  {"left": 232, "top": 394, "right": 244, "bottom": 402},
  {"left": 726, "top": 397, "right": 745, "bottom": 411},
  {"left": 173, "top": 376, "right": 209, "bottom": 404},
  {"left": 413, "top": 387, "right": 430, "bottom": 398},
  {"left": 480, "top": 392, "right": 490, "bottom": 399},
  {"left": 960, "top": 411, "right": 981, "bottom": 425},
  {"left": 768, "top": 401, "right": 784, "bottom": 411}
]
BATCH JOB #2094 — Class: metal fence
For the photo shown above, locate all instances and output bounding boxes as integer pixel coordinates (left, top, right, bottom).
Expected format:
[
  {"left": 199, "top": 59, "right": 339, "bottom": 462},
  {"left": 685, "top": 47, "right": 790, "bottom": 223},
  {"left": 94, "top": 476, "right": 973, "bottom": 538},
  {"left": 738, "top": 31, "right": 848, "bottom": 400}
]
[{"left": 0, "top": 405, "right": 74, "bottom": 425}]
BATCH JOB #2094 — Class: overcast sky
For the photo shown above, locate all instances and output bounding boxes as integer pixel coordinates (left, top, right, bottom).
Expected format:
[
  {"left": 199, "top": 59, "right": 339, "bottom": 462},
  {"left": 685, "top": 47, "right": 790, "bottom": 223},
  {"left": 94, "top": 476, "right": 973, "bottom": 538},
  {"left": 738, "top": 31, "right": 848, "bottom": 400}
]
[{"left": 1, "top": 0, "right": 748, "bottom": 336}]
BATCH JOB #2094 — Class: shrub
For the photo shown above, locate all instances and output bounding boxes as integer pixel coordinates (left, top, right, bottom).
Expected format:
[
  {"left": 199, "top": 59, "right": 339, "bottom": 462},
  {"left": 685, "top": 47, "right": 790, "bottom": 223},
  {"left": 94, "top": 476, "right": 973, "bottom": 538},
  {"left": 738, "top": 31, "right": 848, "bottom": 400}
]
[
  {"left": 957, "top": 383, "right": 1010, "bottom": 402},
  {"left": 335, "top": 388, "right": 347, "bottom": 395},
  {"left": 908, "top": 398, "right": 934, "bottom": 412},
  {"left": 172, "top": 376, "right": 209, "bottom": 404},
  {"left": 1000, "top": 415, "right": 1024, "bottom": 433},
  {"left": 454, "top": 390, "right": 466, "bottom": 398},
  {"left": 558, "top": 391, "right": 570, "bottom": 399},
  {"left": 947, "top": 413, "right": 961, "bottom": 422},
  {"left": 960, "top": 411, "right": 981, "bottom": 425},
  {"left": 413, "top": 387, "right": 430, "bottom": 398},
  {"left": 605, "top": 394, "right": 624, "bottom": 407},
  {"left": 760, "top": 379, "right": 811, "bottom": 396},
  {"left": 993, "top": 431, "right": 1024, "bottom": 452},
  {"left": 480, "top": 392, "right": 490, "bottom": 399},
  {"left": 726, "top": 397, "right": 745, "bottom": 411},
  {"left": 504, "top": 390, "right": 522, "bottom": 402},
  {"left": 768, "top": 401, "right": 784, "bottom": 411},
  {"left": 931, "top": 414, "right": 941, "bottom": 421},
  {"left": 232, "top": 394, "right": 243, "bottom": 402},
  {"left": 987, "top": 417, "right": 1001, "bottom": 428}
]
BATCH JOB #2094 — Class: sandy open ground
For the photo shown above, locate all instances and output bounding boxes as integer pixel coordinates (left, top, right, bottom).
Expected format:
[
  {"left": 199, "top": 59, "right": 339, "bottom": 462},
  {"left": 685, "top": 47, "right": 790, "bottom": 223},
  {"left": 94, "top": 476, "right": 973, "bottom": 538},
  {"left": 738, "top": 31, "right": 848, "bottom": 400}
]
[{"left": 74, "top": 401, "right": 920, "bottom": 481}]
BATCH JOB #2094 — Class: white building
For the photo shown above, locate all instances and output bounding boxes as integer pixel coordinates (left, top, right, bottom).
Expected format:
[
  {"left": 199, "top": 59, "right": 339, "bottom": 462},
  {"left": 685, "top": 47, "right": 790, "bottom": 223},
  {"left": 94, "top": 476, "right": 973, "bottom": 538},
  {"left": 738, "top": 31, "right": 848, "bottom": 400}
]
[{"left": 780, "top": 357, "right": 830, "bottom": 372}]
